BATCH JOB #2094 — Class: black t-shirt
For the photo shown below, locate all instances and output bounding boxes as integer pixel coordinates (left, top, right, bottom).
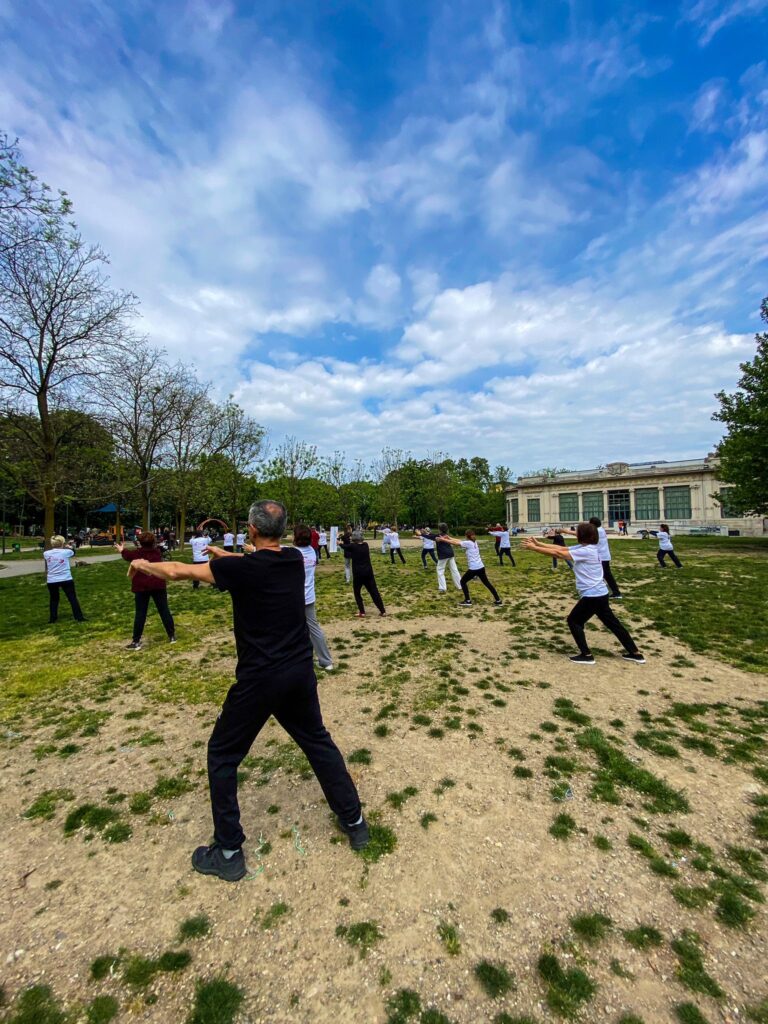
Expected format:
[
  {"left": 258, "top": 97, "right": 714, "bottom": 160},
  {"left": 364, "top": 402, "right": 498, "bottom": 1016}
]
[
  {"left": 551, "top": 533, "right": 566, "bottom": 547},
  {"left": 210, "top": 548, "right": 312, "bottom": 678},
  {"left": 429, "top": 533, "right": 454, "bottom": 559},
  {"left": 340, "top": 541, "right": 374, "bottom": 576}
]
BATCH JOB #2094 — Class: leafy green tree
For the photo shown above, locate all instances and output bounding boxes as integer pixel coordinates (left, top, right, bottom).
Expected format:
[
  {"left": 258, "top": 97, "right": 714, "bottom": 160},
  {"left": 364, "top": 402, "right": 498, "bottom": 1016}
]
[{"left": 713, "top": 296, "right": 768, "bottom": 515}]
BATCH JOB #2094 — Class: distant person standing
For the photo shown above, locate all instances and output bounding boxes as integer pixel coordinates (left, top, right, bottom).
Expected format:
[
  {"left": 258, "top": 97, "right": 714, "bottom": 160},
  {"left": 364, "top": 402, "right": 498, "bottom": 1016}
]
[
  {"left": 293, "top": 525, "right": 334, "bottom": 671},
  {"left": 340, "top": 530, "right": 386, "bottom": 617},
  {"left": 589, "top": 518, "right": 622, "bottom": 599},
  {"left": 415, "top": 528, "right": 438, "bottom": 568},
  {"left": 189, "top": 529, "right": 210, "bottom": 589},
  {"left": 657, "top": 524, "right": 683, "bottom": 568},
  {"left": 547, "top": 528, "right": 573, "bottom": 570},
  {"left": 235, "top": 529, "right": 245, "bottom": 553},
  {"left": 487, "top": 524, "right": 515, "bottom": 566},
  {"left": 116, "top": 533, "right": 176, "bottom": 650},
  {"left": 44, "top": 536, "right": 85, "bottom": 624},
  {"left": 223, "top": 529, "right": 235, "bottom": 553},
  {"left": 341, "top": 524, "right": 353, "bottom": 584},
  {"left": 434, "top": 524, "right": 463, "bottom": 594},
  {"left": 318, "top": 527, "right": 330, "bottom": 560},
  {"left": 381, "top": 526, "right": 391, "bottom": 556},
  {"left": 388, "top": 528, "right": 406, "bottom": 565}
]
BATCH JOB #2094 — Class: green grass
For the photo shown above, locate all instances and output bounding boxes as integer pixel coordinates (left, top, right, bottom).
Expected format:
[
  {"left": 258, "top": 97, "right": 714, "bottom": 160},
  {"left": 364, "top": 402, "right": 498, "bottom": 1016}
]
[
  {"left": 178, "top": 914, "right": 212, "bottom": 941},
  {"left": 357, "top": 822, "right": 397, "bottom": 862},
  {"left": 537, "top": 953, "right": 596, "bottom": 1018},
  {"left": 622, "top": 925, "right": 663, "bottom": 950},
  {"left": 335, "top": 920, "right": 383, "bottom": 958},
  {"left": 23, "top": 788, "right": 74, "bottom": 821},
  {"left": 549, "top": 813, "right": 577, "bottom": 840},
  {"left": 348, "top": 748, "right": 373, "bottom": 765},
  {"left": 569, "top": 912, "right": 612, "bottom": 944},
  {"left": 670, "top": 931, "right": 724, "bottom": 999},
  {"left": 673, "top": 1004, "right": 709, "bottom": 1024},
  {"left": 474, "top": 960, "right": 515, "bottom": 999},
  {"left": 261, "top": 902, "right": 291, "bottom": 929},
  {"left": 437, "top": 920, "right": 461, "bottom": 955},
  {"left": 385, "top": 989, "right": 421, "bottom": 1023},
  {"left": 187, "top": 977, "right": 245, "bottom": 1024},
  {"left": 85, "top": 995, "right": 119, "bottom": 1024}
]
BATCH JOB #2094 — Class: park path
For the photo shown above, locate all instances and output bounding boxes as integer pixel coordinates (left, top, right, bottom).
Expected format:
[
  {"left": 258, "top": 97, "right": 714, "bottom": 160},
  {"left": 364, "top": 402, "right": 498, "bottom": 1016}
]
[{"left": 0, "top": 553, "right": 122, "bottom": 578}]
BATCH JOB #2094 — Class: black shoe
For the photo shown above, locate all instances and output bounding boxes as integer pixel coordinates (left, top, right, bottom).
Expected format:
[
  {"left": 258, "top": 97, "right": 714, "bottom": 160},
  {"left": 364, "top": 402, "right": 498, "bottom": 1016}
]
[
  {"left": 621, "top": 652, "right": 646, "bottom": 664},
  {"left": 125, "top": 640, "right": 142, "bottom": 651},
  {"left": 493, "top": 599, "right": 503, "bottom": 606},
  {"left": 169, "top": 636, "right": 177, "bottom": 644},
  {"left": 191, "top": 842, "right": 246, "bottom": 881},
  {"left": 611, "top": 594, "right": 623, "bottom": 600},
  {"left": 458, "top": 600, "right": 473, "bottom": 607},
  {"left": 569, "top": 654, "right": 595, "bottom": 665},
  {"left": 338, "top": 816, "right": 370, "bottom": 851}
]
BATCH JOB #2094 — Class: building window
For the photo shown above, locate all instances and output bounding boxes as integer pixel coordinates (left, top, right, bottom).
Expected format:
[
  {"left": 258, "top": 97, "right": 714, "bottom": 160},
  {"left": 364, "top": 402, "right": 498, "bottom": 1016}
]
[
  {"left": 717, "top": 487, "right": 736, "bottom": 518},
  {"left": 635, "top": 488, "right": 659, "bottom": 521},
  {"left": 527, "top": 498, "right": 541, "bottom": 522},
  {"left": 582, "top": 491, "right": 603, "bottom": 519},
  {"left": 509, "top": 498, "right": 519, "bottom": 523},
  {"left": 664, "top": 485, "right": 691, "bottom": 519},
  {"left": 558, "top": 493, "right": 579, "bottom": 521},
  {"left": 607, "top": 489, "right": 631, "bottom": 523}
]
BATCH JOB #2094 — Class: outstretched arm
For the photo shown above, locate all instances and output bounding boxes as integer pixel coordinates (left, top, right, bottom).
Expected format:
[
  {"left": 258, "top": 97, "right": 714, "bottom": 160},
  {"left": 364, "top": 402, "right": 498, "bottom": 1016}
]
[
  {"left": 521, "top": 537, "right": 573, "bottom": 561},
  {"left": 205, "top": 545, "right": 243, "bottom": 559},
  {"left": 437, "top": 534, "right": 462, "bottom": 546},
  {"left": 129, "top": 559, "right": 215, "bottom": 585}
]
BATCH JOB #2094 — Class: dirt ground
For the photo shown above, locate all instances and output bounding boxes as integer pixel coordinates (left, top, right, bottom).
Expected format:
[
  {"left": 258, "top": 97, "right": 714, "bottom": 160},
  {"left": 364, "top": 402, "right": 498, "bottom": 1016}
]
[{"left": 1, "top": 576, "right": 767, "bottom": 1023}]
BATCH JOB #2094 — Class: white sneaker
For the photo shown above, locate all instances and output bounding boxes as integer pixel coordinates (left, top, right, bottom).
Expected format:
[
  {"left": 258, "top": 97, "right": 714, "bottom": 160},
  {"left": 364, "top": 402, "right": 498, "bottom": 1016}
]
[{"left": 323, "top": 664, "right": 334, "bottom": 672}]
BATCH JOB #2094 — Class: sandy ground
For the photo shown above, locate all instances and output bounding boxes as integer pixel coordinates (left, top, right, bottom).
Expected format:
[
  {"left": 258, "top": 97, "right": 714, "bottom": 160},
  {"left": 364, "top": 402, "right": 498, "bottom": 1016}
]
[{"left": 1, "top": 589, "right": 767, "bottom": 1023}]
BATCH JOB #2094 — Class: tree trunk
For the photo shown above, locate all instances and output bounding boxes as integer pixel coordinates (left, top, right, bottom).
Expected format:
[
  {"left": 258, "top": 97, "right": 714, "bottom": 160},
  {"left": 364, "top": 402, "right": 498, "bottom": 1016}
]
[
  {"left": 141, "top": 476, "right": 150, "bottom": 531},
  {"left": 179, "top": 505, "right": 186, "bottom": 552},
  {"left": 43, "top": 488, "right": 55, "bottom": 548}
]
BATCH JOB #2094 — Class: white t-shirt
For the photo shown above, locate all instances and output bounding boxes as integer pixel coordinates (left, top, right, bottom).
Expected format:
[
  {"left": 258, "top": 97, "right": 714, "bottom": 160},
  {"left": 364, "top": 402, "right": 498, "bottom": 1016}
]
[
  {"left": 596, "top": 526, "right": 611, "bottom": 562},
  {"left": 44, "top": 547, "right": 74, "bottom": 583},
  {"left": 389, "top": 531, "right": 401, "bottom": 549},
  {"left": 489, "top": 529, "right": 510, "bottom": 547},
  {"left": 190, "top": 536, "right": 209, "bottom": 563},
  {"left": 569, "top": 544, "right": 609, "bottom": 597},
  {"left": 297, "top": 544, "right": 317, "bottom": 604},
  {"left": 460, "top": 539, "right": 484, "bottom": 571},
  {"left": 318, "top": 531, "right": 327, "bottom": 545},
  {"left": 658, "top": 530, "right": 673, "bottom": 551},
  {"left": 421, "top": 534, "right": 435, "bottom": 550},
  {"left": 223, "top": 532, "right": 234, "bottom": 547},
  {"left": 236, "top": 533, "right": 245, "bottom": 547}
]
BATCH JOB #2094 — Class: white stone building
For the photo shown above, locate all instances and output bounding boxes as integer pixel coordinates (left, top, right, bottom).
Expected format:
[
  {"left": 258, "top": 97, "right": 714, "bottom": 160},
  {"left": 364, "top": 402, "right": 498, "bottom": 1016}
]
[{"left": 504, "top": 457, "right": 766, "bottom": 536}]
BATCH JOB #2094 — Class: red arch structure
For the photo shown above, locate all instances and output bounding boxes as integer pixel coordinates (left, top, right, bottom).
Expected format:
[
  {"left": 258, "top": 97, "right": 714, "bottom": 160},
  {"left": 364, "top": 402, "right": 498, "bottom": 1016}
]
[{"left": 196, "top": 518, "right": 229, "bottom": 533}]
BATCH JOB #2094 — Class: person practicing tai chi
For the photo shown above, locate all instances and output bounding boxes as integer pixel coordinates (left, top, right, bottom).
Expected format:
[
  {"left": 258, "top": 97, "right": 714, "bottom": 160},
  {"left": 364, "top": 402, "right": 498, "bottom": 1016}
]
[
  {"left": 440, "top": 529, "right": 502, "bottom": 607},
  {"left": 381, "top": 526, "right": 391, "bottom": 556},
  {"left": 341, "top": 524, "right": 353, "bottom": 583},
  {"left": 561, "top": 518, "right": 620, "bottom": 596},
  {"left": 433, "top": 523, "right": 463, "bottom": 594},
  {"left": 44, "top": 535, "right": 86, "bottom": 624},
  {"left": 657, "top": 523, "right": 683, "bottom": 568},
  {"left": 522, "top": 523, "right": 644, "bottom": 665},
  {"left": 189, "top": 529, "right": 210, "bottom": 589},
  {"left": 340, "top": 529, "right": 386, "bottom": 617},
  {"left": 415, "top": 527, "right": 438, "bottom": 568},
  {"left": 293, "top": 525, "right": 333, "bottom": 671},
  {"left": 546, "top": 528, "right": 573, "bottom": 570},
  {"left": 128, "top": 499, "right": 368, "bottom": 882},
  {"left": 116, "top": 532, "right": 176, "bottom": 650},
  {"left": 487, "top": 524, "right": 515, "bottom": 566},
  {"left": 317, "top": 527, "right": 330, "bottom": 560},
  {"left": 388, "top": 527, "right": 406, "bottom": 564},
  {"left": 222, "top": 529, "right": 234, "bottom": 553},
  {"left": 235, "top": 530, "right": 245, "bottom": 553}
]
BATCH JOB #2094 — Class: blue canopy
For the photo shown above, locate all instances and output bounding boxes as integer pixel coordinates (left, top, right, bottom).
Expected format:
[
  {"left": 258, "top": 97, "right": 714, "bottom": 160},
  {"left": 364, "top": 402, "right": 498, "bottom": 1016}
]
[{"left": 91, "top": 503, "right": 128, "bottom": 514}]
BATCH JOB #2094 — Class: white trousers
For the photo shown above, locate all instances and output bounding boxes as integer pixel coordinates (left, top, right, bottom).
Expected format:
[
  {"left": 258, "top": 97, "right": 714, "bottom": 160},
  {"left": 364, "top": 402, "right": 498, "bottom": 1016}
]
[
  {"left": 344, "top": 558, "right": 352, "bottom": 583},
  {"left": 437, "top": 557, "right": 462, "bottom": 591}
]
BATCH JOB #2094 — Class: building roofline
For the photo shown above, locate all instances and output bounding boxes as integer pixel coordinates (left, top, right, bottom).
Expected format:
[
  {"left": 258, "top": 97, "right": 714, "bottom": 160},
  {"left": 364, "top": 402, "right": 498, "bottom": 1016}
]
[{"left": 505, "top": 455, "right": 720, "bottom": 491}]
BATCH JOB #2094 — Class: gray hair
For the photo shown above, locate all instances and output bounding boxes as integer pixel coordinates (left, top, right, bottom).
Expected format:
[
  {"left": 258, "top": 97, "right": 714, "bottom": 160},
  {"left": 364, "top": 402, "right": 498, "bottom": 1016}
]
[
  {"left": 351, "top": 529, "right": 364, "bottom": 542},
  {"left": 438, "top": 523, "right": 448, "bottom": 534},
  {"left": 247, "top": 499, "right": 287, "bottom": 539}
]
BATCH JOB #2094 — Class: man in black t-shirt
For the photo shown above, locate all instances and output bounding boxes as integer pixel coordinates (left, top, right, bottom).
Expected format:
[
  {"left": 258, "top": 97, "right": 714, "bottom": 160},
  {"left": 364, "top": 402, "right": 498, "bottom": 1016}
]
[{"left": 130, "top": 499, "right": 368, "bottom": 881}]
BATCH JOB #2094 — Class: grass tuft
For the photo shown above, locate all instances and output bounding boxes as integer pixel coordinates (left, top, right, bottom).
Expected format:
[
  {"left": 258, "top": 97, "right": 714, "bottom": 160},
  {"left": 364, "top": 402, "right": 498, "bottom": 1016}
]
[
  {"left": 537, "top": 952, "right": 596, "bottom": 1018},
  {"left": 673, "top": 1004, "right": 709, "bottom": 1024},
  {"left": 474, "top": 960, "right": 515, "bottom": 999},
  {"left": 622, "top": 925, "right": 663, "bottom": 950},
  {"left": 569, "top": 912, "right": 612, "bottom": 944},
  {"left": 670, "top": 931, "right": 724, "bottom": 999},
  {"left": 437, "top": 920, "right": 461, "bottom": 955},
  {"left": 178, "top": 914, "right": 212, "bottom": 941},
  {"left": 335, "top": 920, "right": 382, "bottom": 958},
  {"left": 85, "top": 995, "right": 119, "bottom": 1024},
  {"left": 187, "top": 977, "right": 245, "bottom": 1024},
  {"left": 549, "top": 813, "right": 577, "bottom": 840}
]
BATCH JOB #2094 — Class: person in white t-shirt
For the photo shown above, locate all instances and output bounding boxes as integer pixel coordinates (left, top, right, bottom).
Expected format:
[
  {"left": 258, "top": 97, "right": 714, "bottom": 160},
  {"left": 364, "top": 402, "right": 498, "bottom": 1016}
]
[
  {"left": 318, "top": 528, "right": 329, "bottom": 560},
  {"left": 656, "top": 524, "right": 683, "bottom": 568},
  {"left": 562, "top": 518, "right": 621, "bottom": 597},
  {"left": 487, "top": 525, "right": 515, "bottom": 567},
  {"left": 381, "top": 526, "right": 391, "bottom": 556},
  {"left": 294, "top": 525, "right": 333, "bottom": 670},
  {"left": 415, "top": 527, "right": 438, "bottom": 568},
  {"left": 44, "top": 535, "right": 85, "bottom": 623},
  {"left": 223, "top": 530, "right": 234, "bottom": 552},
  {"left": 388, "top": 528, "right": 406, "bottom": 565},
  {"left": 235, "top": 531, "right": 246, "bottom": 553},
  {"left": 440, "top": 529, "right": 502, "bottom": 606},
  {"left": 522, "top": 522, "right": 644, "bottom": 665},
  {"left": 189, "top": 530, "right": 210, "bottom": 590}
]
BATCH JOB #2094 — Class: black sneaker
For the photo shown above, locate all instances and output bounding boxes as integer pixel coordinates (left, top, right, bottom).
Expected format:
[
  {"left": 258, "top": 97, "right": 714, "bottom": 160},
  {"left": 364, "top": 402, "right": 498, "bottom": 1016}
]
[
  {"left": 191, "top": 842, "right": 246, "bottom": 882},
  {"left": 169, "top": 636, "right": 177, "bottom": 644},
  {"left": 493, "top": 599, "right": 503, "bottom": 606},
  {"left": 569, "top": 654, "right": 595, "bottom": 665},
  {"left": 338, "top": 816, "right": 370, "bottom": 851},
  {"left": 125, "top": 640, "right": 142, "bottom": 651},
  {"left": 458, "top": 600, "right": 473, "bottom": 607},
  {"left": 611, "top": 594, "right": 623, "bottom": 600},
  {"left": 621, "top": 652, "right": 646, "bottom": 664}
]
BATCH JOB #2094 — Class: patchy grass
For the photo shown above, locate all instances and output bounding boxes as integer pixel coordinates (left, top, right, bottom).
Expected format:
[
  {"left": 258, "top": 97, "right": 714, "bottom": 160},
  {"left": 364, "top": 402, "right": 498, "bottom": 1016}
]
[
  {"left": 437, "top": 921, "right": 461, "bottom": 955},
  {"left": 670, "top": 931, "right": 724, "bottom": 999},
  {"left": 569, "top": 912, "right": 612, "bottom": 944},
  {"left": 537, "top": 953, "right": 596, "bottom": 1018},
  {"left": 474, "top": 960, "right": 515, "bottom": 999},
  {"left": 178, "top": 914, "right": 212, "bottom": 941},
  {"left": 335, "top": 920, "right": 383, "bottom": 958},
  {"left": 187, "top": 977, "right": 245, "bottom": 1024}
]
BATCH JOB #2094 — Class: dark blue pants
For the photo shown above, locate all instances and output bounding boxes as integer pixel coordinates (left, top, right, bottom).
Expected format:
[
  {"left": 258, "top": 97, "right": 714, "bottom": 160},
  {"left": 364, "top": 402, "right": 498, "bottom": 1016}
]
[{"left": 48, "top": 580, "right": 84, "bottom": 622}]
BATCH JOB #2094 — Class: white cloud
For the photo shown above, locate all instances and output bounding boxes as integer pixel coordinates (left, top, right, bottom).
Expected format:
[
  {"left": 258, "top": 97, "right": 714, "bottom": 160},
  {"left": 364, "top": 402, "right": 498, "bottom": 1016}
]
[
  {"left": 682, "top": 131, "right": 768, "bottom": 213},
  {"left": 690, "top": 80, "right": 725, "bottom": 132},
  {"left": 684, "top": 0, "right": 768, "bottom": 44}
]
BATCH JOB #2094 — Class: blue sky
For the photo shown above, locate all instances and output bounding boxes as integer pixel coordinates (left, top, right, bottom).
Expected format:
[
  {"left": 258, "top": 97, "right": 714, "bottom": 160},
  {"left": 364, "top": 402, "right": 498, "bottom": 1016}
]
[{"left": 1, "top": 0, "right": 767, "bottom": 473}]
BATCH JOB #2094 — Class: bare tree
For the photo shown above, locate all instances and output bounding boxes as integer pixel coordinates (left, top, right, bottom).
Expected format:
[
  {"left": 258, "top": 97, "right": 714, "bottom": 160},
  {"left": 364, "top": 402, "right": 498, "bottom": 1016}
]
[
  {"left": 0, "top": 225, "right": 136, "bottom": 541},
  {"left": 93, "top": 345, "right": 183, "bottom": 530},
  {"left": 1, "top": 134, "right": 72, "bottom": 254},
  {"left": 211, "top": 401, "right": 267, "bottom": 533},
  {"left": 371, "top": 447, "right": 408, "bottom": 526},
  {"left": 268, "top": 436, "right": 319, "bottom": 524},
  {"left": 165, "top": 380, "right": 224, "bottom": 548}
]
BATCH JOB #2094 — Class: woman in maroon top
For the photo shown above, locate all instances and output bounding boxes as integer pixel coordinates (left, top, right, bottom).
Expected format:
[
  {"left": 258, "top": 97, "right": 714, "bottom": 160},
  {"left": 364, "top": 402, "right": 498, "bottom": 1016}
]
[{"left": 116, "top": 532, "right": 176, "bottom": 650}]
